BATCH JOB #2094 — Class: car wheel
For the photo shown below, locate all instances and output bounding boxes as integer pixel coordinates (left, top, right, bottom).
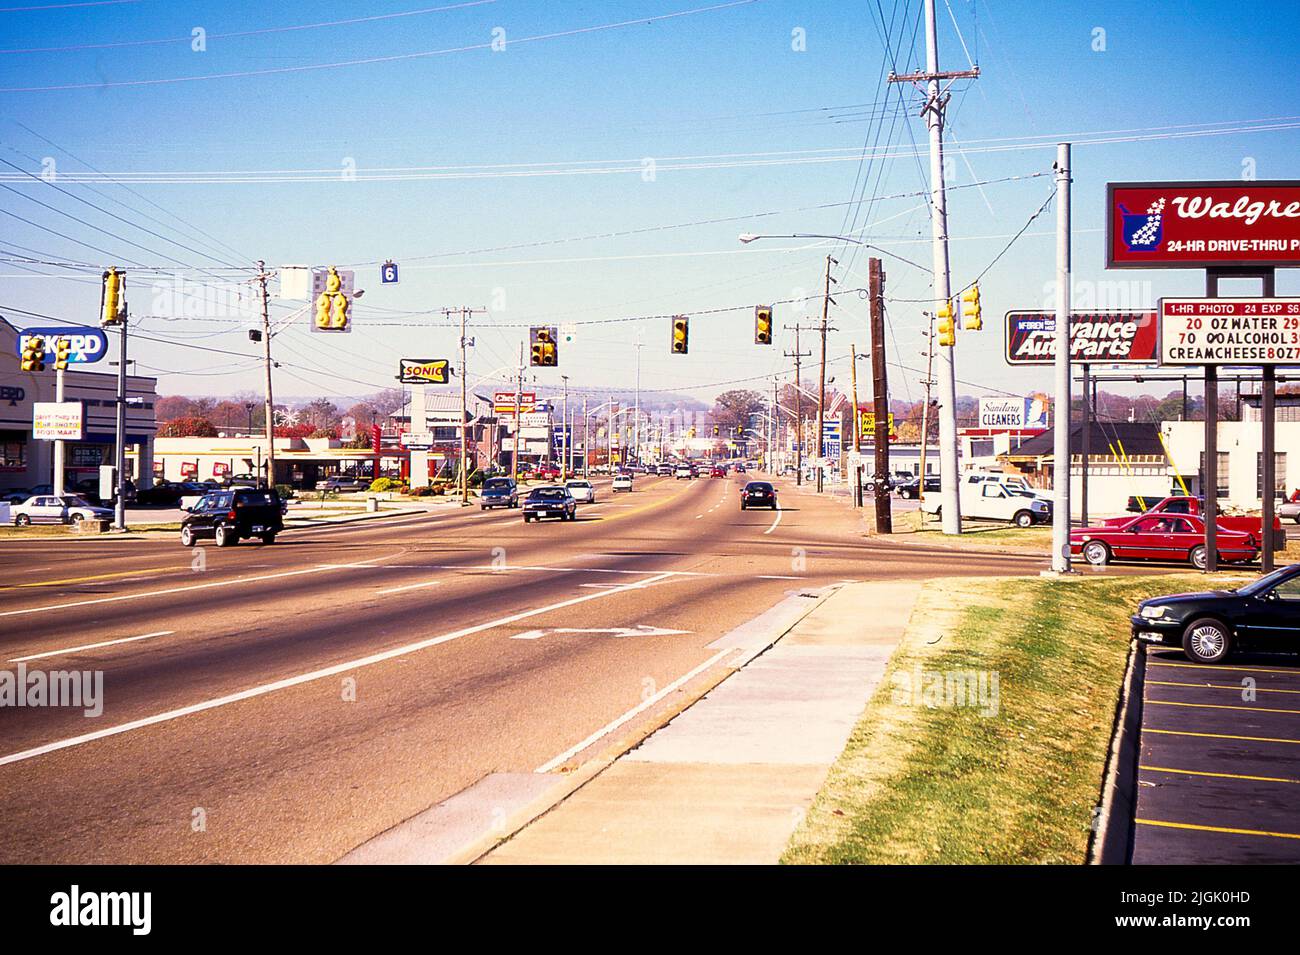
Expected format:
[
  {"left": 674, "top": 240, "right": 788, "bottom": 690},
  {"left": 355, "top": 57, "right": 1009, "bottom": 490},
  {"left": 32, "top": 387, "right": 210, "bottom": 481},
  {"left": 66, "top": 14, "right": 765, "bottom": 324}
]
[
  {"left": 1189, "top": 544, "right": 1208, "bottom": 571},
  {"left": 215, "top": 525, "right": 236, "bottom": 547},
  {"left": 14, "top": 514, "right": 30, "bottom": 526},
  {"left": 1013, "top": 510, "right": 1034, "bottom": 528},
  {"left": 740, "top": 503, "right": 746, "bottom": 510},
  {"left": 260, "top": 532, "right": 276, "bottom": 545},
  {"left": 480, "top": 505, "right": 486, "bottom": 511},
  {"left": 1081, "top": 540, "right": 1110, "bottom": 566},
  {"left": 1182, "top": 617, "right": 1231, "bottom": 664},
  {"left": 180, "top": 526, "right": 195, "bottom": 547}
]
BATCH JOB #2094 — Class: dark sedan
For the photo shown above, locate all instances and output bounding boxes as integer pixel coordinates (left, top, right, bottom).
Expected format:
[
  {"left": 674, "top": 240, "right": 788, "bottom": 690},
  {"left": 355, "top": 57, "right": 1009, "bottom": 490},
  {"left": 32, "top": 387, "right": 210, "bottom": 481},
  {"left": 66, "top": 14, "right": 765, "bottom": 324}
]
[
  {"left": 522, "top": 486, "right": 577, "bottom": 523},
  {"left": 1131, "top": 563, "right": 1300, "bottom": 663},
  {"left": 479, "top": 477, "right": 518, "bottom": 510},
  {"left": 739, "top": 481, "right": 777, "bottom": 510}
]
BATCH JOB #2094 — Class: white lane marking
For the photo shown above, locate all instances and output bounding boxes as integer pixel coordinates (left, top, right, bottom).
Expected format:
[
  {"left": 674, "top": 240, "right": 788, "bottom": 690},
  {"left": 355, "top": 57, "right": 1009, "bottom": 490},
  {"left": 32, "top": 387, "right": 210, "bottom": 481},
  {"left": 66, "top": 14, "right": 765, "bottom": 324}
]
[
  {"left": 535, "top": 646, "right": 734, "bottom": 774},
  {"left": 0, "top": 571, "right": 677, "bottom": 769},
  {"left": 0, "top": 561, "right": 384, "bottom": 619},
  {"left": 763, "top": 505, "right": 783, "bottom": 535},
  {"left": 9, "top": 630, "right": 175, "bottom": 663},
  {"left": 375, "top": 579, "right": 442, "bottom": 595},
  {"left": 430, "top": 563, "right": 711, "bottom": 578},
  {"left": 511, "top": 630, "right": 546, "bottom": 640},
  {"left": 694, "top": 514, "right": 703, "bottom": 520},
  {"left": 756, "top": 575, "right": 802, "bottom": 580}
]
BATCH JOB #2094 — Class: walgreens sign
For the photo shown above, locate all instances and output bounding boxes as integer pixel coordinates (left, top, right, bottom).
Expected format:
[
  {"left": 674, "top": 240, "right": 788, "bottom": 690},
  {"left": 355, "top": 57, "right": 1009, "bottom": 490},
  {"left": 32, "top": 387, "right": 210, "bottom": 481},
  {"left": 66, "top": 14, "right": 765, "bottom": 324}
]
[{"left": 1107, "top": 181, "right": 1300, "bottom": 268}]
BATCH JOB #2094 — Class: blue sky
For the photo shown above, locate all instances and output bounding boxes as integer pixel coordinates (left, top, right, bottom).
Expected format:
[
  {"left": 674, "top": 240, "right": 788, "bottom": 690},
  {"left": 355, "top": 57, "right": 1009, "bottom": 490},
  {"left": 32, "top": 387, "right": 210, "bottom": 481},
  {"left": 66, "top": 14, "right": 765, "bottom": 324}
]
[{"left": 1, "top": 0, "right": 1298, "bottom": 406}]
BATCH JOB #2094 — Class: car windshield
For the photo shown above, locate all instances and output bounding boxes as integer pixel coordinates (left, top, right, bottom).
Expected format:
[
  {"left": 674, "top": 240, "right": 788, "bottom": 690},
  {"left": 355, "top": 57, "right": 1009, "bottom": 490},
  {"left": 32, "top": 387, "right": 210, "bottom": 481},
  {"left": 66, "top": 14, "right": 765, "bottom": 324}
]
[
  {"left": 484, "top": 479, "right": 511, "bottom": 489},
  {"left": 746, "top": 483, "right": 773, "bottom": 492},
  {"left": 529, "top": 488, "right": 566, "bottom": 501},
  {"left": 567, "top": 481, "right": 591, "bottom": 489},
  {"left": 235, "top": 491, "right": 277, "bottom": 506},
  {"left": 1236, "top": 565, "right": 1300, "bottom": 596}
]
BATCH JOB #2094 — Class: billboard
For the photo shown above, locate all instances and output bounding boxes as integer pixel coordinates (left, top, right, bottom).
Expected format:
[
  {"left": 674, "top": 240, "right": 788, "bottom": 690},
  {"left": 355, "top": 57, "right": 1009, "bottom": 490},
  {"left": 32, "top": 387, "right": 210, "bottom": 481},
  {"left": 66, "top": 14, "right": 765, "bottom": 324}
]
[
  {"left": 32, "top": 402, "right": 84, "bottom": 440},
  {"left": 1159, "top": 297, "right": 1300, "bottom": 365},
  {"left": 977, "top": 397, "right": 1049, "bottom": 429},
  {"left": 14, "top": 326, "right": 108, "bottom": 365},
  {"left": 1106, "top": 181, "right": 1300, "bottom": 269},
  {"left": 1004, "top": 310, "right": 1158, "bottom": 365},
  {"left": 494, "top": 391, "right": 535, "bottom": 415},
  {"left": 398, "top": 358, "right": 449, "bottom": 385}
]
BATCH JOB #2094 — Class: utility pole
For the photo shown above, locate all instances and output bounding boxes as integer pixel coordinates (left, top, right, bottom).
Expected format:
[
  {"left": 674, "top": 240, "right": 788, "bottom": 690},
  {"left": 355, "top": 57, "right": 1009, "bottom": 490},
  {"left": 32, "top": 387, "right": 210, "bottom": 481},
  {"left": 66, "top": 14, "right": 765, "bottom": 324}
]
[
  {"left": 561, "top": 374, "right": 570, "bottom": 478},
  {"left": 1051, "top": 143, "right": 1072, "bottom": 573},
  {"left": 772, "top": 377, "right": 779, "bottom": 474},
  {"left": 869, "top": 257, "right": 892, "bottom": 533},
  {"left": 918, "top": 311, "right": 936, "bottom": 503},
  {"left": 53, "top": 357, "right": 66, "bottom": 497},
  {"left": 784, "top": 325, "right": 812, "bottom": 485},
  {"left": 889, "top": 0, "right": 977, "bottom": 535},
  {"left": 113, "top": 304, "right": 128, "bottom": 531},
  {"left": 448, "top": 306, "right": 486, "bottom": 505},
  {"left": 582, "top": 394, "right": 589, "bottom": 477},
  {"left": 816, "top": 254, "right": 837, "bottom": 493},
  {"left": 512, "top": 342, "right": 523, "bottom": 487},
  {"left": 257, "top": 261, "right": 275, "bottom": 491},
  {"left": 634, "top": 340, "right": 642, "bottom": 468}
]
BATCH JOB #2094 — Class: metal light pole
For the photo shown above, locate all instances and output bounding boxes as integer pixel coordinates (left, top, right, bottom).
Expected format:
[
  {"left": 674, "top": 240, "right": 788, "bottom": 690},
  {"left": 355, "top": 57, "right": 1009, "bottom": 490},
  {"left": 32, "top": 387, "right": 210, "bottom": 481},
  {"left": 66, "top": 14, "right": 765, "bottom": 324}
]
[
  {"left": 561, "top": 374, "right": 569, "bottom": 478},
  {"left": 1051, "top": 143, "right": 1073, "bottom": 573}
]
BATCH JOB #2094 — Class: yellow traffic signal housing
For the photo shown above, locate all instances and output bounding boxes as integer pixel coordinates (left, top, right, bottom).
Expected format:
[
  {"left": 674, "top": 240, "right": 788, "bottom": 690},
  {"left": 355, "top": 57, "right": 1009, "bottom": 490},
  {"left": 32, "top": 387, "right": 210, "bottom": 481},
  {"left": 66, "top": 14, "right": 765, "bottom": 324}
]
[
  {"left": 689, "top": 426, "right": 697, "bottom": 437},
  {"left": 671, "top": 315, "right": 689, "bottom": 355},
  {"left": 961, "top": 284, "right": 982, "bottom": 331},
  {"left": 20, "top": 336, "right": 46, "bottom": 372},
  {"left": 712, "top": 425, "right": 719, "bottom": 436},
  {"left": 101, "top": 268, "right": 123, "bottom": 326},
  {"left": 936, "top": 301, "right": 956, "bottom": 347},
  {"left": 754, "top": 305, "right": 773, "bottom": 345},
  {"left": 313, "top": 266, "right": 351, "bottom": 332},
  {"left": 530, "top": 326, "right": 558, "bottom": 367},
  {"left": 54, "top": 337, "right": 71, "bottom": 370}
]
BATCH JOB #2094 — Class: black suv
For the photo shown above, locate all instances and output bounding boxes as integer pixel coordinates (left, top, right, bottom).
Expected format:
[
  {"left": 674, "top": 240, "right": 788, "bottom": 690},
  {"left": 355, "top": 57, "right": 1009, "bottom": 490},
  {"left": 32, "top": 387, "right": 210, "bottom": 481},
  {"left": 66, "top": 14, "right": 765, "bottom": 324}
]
[{"left": 180, "top": 488, "right": 284, "bottom": 546}]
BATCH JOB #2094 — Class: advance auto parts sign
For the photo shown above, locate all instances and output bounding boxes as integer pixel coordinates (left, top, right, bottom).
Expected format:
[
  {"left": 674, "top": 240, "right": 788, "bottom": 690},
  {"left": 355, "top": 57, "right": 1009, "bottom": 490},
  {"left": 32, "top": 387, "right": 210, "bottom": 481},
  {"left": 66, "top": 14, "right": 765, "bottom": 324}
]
[
  {"left": 1107, "top": 181, "right": 1300, "bottom": 268},
  {"left": 1004, "top": 310, "right": 1158, "bottom": 365}
]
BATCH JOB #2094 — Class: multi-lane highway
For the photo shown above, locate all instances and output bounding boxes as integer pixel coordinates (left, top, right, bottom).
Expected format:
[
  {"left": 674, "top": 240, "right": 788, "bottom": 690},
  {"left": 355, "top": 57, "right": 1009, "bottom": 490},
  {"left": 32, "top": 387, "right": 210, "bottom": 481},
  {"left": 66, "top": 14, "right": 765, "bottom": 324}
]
[{"left": 0, "top": 471, "right": 1047, "bottom": 863}]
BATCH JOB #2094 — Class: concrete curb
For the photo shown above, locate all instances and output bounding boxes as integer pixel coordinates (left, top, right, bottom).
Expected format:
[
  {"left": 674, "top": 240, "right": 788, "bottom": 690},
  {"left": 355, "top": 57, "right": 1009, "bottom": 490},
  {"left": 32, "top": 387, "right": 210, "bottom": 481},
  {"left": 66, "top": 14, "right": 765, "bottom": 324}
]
[{"left": 1088, "top": 638, "right": 1146, "bottom": 865}]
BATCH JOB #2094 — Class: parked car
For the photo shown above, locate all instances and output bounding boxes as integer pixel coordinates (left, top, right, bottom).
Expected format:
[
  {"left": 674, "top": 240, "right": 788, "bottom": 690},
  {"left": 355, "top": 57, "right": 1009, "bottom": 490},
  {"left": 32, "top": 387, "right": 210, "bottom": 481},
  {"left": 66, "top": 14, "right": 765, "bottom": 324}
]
[
  {"left": 896, "top": 476, "right": 940, "bottom": 499},
  {"left": 534, "top": 465, "right": 562, "bottom": 481},
  {"left": 521, "top": 486, "right": 577, "bottom": 522},
  {"left": 739, "top": 481, "right": 777, "bottom": 510},
  {"left": 1131, "top": 563, "right": 1300, "bottom": 663},
  {"left": 862, "top": 473, "right": 894, "bottom": 493},
  {"left": 1281, "top": 498, "right": 1300, "bottom": 524},
  {"left": 315, "top": 475, "right": 370, "bottom": 492},
  {"left": 1073, "top": 513, "right": 1258, "bottom": 570},
  {"left": 922, "top": 480, "right": 1051, "bottom": 526},
  {"left": 1111, "top": 495, "right": 1283, "bottom": 551},
  {"left": 180, "top": 488, "right": 284, "bottom": 546},
  {"left": 566, "top": 479, "right": 596, "bottom": 503},
  {"left": 479, "top": 477, "right": 518, "bottom": 510},
  {"left": 612, "top": 473, "right": 633, "bottom": 493},
  {"left": 11, "top": 494, "right": 113, "bottom": 525}
]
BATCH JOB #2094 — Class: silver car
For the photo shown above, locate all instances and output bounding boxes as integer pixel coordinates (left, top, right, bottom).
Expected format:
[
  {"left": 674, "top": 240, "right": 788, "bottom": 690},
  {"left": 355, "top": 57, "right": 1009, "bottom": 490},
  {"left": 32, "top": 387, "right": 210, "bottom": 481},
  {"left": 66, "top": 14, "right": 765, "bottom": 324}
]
[
  {"left": 11, "top": 494, "right": 113, "bottom": 526},
  {"left": 1279, "top": 499, "right": 1300, "bottom": 524}
]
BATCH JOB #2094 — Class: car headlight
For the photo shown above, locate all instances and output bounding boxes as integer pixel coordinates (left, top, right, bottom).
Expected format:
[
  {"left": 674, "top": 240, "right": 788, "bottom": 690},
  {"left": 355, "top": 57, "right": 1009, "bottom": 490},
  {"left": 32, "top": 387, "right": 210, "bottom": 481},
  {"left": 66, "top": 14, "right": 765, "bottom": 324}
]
[
  {"left": 1140, "top": 605, "right": 1168, "bottom": 619},
  {"left": 1032, "top": 502, "right": 1048, "bottom": 511}
]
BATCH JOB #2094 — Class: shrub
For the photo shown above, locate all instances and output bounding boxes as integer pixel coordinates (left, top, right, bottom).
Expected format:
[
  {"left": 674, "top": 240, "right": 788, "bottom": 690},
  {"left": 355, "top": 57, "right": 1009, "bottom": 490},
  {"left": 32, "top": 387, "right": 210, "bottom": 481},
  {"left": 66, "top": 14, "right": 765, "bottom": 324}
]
[
  {"left": 369, "top": 477, "right": 399, "bottom": 493},
  {"left": 275, "top": 484, "right": 295, "bottom": 500}
]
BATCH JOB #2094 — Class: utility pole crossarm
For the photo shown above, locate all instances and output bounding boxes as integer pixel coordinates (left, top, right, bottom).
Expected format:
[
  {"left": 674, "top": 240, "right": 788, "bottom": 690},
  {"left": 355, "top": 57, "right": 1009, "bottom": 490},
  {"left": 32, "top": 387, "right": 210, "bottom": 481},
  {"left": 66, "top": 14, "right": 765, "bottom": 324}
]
[{"left": 887, "top": 67, "right": 980, "bottom": 83}]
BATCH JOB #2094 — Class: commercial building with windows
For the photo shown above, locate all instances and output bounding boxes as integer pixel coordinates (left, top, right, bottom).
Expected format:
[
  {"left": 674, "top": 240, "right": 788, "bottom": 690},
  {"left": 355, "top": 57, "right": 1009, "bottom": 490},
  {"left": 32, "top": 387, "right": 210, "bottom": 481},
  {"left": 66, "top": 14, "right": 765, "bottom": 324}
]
[{"left": 0, "top": 316, "right": 157, "bottom": 496}]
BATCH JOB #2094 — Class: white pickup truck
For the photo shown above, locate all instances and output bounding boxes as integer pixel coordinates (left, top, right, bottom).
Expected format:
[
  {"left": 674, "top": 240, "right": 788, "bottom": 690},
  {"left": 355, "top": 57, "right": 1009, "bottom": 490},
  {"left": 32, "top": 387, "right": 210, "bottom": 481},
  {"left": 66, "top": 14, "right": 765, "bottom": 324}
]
[{"left": 922, "top": 476, "right": 1052, "bottom": 527}]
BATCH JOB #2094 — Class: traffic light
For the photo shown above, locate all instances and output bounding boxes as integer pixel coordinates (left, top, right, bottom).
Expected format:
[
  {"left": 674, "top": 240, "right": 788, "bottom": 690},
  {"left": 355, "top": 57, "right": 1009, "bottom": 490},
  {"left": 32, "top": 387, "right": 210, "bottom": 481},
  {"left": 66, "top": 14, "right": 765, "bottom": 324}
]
[
  {"left": 530, "top": 326, "right": 558, "bottom": 367},
  {"left": 936, "top": 300, "right": 956, "bottom": 347},
  {"left": 671, "top": 315, "right": 689, "bottom": 355},
  {"left": 961, "top": 284, "right": 982, "bottom": 331},
  {"left": 754, "top": 305, "right": 772, "bottom": 345},
  {"left": 712, "top": 425, "right": 719, "bottom": 436},
  {"left": 688, "top": 426, "right": 697, "bottom": 438},
  {"left": 20, "top": 335, "right": 45, "bottom": 372},
  {"left": 54, "top": 337, "right": 71, "bottom": 371},
  {"left": 736, "top": 425, "right": 744, "bottom": 437},
  {"left": 100, "top": 268, "right": 123, "bottom": 326},
  {"left": 314, "top": 266, "right": 350, "bottom": 331}
]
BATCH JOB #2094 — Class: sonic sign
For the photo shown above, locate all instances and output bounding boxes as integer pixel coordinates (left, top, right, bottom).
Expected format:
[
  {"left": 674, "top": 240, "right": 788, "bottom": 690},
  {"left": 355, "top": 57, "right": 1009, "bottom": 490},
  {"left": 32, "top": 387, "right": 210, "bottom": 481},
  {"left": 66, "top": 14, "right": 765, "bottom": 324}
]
[{"left": 1107, "top": 181, "right": 1300, "bottom": 269}]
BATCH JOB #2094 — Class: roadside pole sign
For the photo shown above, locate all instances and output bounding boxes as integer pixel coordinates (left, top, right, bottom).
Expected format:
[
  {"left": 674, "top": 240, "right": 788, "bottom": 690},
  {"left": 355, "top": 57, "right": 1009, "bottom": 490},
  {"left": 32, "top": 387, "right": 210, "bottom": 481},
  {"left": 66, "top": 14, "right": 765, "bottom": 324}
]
[
  {"left": 15, "top": 326, "right": 108, "bottom": 364},
  {"left": 1004, "top": 310, "right": 1159, "bottom": 365},
  {"left": 1107, "top": 181, "right": 1300, "bottom": 269},
  {"left": 400, "top": 432, "right": 434, "bottom": 449},
  {"left": 380, "top": 260, "right": 399, "bottom": 285},
  {"left": 494, "top": 391, "right": 535, "bottom": 414},
  {"left": 398, "top": 358, "right": 450, "bottom": 385},
  {"left": 858, "top": 410, "right": 896, "bottom": 440},
  {"left": 1158, "top": 298, "right": 1300, "bottom": 365},
  {"left": 32, "top": 402, "right": 84, "bottom": 439}
]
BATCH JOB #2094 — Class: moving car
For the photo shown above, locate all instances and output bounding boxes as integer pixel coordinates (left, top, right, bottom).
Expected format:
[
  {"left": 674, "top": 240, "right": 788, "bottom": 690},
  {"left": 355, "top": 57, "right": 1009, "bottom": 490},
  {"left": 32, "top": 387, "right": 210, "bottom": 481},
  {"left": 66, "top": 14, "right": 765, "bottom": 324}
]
[
  {"left": 566, "top": 479, "right": 596, "bottom": 503},
  {"left": 180, "top": 488, "right": 284, "bottom": 546},
  {"left": 1072, "top": 513, "right": 1258, "bottom": 570},
  {"left": 1131, "top": 563, "right": 1300, "bottom": 663},
  {"left": 11, "top": 494, "right": 113, "bottom": 525},
  {"left": 710, "top": 466, "right": 726, "bottom": 478},
  {"left": 1109, "top": 495, "right": 1283, "bottom": 551},
  {"left": 479, "top": 477, "right": 518, "bottom": 510},
  {"left": 657, "top": 464, "right": 674, "bottom": 476},
  {"left": 522, "top": 485, "right": 577, "bottom": 522},
  {"left": 674, "top": 465, "right": 692, "bottom": 480},
  {"left": 739, "top": 481, "right": 777, "bottom": 510},
  {"left": 612, "top": 473, "right": 633, "bottom": 492}
]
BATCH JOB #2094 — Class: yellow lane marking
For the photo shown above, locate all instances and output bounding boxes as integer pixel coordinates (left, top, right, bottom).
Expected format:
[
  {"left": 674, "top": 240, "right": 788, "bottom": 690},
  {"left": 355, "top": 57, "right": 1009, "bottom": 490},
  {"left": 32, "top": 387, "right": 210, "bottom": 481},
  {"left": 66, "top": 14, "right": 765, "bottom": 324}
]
[
  {"left": 1136, "top": 818, "right": 1300, "bottom": 841},
  {"left": 1140, "top": 764, "right": 1300, "bottom": 785},
  {"left": 591, "top": 480, "right": 700, "bottom": 523},
  {"left": 0, "top": 566, "right": 180, "bottom": 591},
  {"left": 1145, "top": 699, "right": 1300, "bottom": 715},
  {"left": 1149, "top": 679, "right": 1300, "bottom": 695},
  {"left": 1145, "top": 728, "right": 1300, "bottom": 745},
  {"left": 1150, "top": 660, "right": 1300, "bottom": 676}
]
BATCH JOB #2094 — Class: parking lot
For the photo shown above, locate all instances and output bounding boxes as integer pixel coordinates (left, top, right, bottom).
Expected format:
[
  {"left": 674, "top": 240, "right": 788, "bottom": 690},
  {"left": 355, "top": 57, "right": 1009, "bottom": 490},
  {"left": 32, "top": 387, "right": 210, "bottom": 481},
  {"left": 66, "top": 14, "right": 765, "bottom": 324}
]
[{"left": 1131, "top": 646, "right": 1300, "bottom": 863}]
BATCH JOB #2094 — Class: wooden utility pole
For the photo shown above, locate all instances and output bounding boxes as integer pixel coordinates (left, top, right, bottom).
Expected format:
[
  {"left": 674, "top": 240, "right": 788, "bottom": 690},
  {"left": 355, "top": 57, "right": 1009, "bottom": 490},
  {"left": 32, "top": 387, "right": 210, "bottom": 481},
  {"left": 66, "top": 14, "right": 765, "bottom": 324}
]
[
  {"left": 257, "top": 261, "right": 275, "bottom": 491},
  {"left": 783, "top": 326, "right": 811, "bottom": 485},
  {"left": 868, "top": 257, "right": 892, "bottom": 533}
]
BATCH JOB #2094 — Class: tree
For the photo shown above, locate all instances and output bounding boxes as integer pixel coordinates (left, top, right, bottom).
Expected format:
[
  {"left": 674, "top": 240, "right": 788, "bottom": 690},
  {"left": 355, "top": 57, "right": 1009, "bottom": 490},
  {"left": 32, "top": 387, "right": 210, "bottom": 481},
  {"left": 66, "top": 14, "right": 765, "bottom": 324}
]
[
  {"left": 157, "top": 417, "right": 218, "bottom": 438},
  {"left": 711, "top": 389, "right": 767, "bottom": 432},
  {"left": 155, "top": 395, "right": 197, "bottom": 422},
  {"left": 297, "top": 398, "right": 341, "bottom": 431}
]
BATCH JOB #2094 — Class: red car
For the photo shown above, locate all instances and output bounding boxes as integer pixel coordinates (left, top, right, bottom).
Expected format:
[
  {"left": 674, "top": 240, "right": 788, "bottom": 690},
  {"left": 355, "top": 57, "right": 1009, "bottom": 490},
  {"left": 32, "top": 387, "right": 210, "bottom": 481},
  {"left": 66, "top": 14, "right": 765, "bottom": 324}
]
[
  {"left": 710, "top": 466, "right": 726, "bottom": 478},
  {"left": 534, "top": 465, "right": 562, "bottom": 481},
  {"left": 1071, "top": 513, "right": 1258, "bottom": 570}
]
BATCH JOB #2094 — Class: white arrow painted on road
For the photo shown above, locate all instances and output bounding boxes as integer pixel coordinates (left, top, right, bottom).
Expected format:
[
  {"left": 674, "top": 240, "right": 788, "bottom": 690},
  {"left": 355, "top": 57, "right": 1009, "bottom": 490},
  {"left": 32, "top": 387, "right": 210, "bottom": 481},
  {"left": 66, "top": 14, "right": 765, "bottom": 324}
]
[{"left": 510, "top": 625, "right": 692, "bottom": 640}]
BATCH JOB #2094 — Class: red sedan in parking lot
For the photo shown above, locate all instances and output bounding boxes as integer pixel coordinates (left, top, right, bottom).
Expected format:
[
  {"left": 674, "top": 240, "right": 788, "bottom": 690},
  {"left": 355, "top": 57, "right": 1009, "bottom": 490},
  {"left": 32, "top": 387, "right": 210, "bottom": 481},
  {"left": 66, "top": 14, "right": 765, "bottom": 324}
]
[{"left": 1071, "top": 513, "right": 1259, "bottom": 570}]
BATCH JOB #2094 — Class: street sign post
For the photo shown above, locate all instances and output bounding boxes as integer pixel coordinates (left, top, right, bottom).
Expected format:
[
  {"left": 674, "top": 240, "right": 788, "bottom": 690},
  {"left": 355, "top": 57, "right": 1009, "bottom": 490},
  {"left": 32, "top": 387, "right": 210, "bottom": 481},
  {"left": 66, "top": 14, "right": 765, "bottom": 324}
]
[{"left": 380, "top": 260, "right": 399, "bottom": 285}]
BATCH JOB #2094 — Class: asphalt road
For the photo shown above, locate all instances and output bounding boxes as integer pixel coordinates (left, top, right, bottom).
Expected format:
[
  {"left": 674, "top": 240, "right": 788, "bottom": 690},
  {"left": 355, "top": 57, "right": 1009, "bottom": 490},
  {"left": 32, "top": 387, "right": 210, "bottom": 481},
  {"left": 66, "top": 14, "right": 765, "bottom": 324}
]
[{"left": 0, "top": 470, "right": 1048, "bottom": 863}]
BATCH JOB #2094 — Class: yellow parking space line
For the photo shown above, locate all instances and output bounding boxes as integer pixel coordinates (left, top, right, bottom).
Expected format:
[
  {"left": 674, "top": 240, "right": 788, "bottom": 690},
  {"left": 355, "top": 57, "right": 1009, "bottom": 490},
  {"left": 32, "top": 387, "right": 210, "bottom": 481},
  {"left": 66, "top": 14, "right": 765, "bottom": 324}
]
[
  {"left": 1149, "top": 679, "right": 1300, "bottom": 695},
  {"left": 1136, "top": 818, "right": 1300, "bottom": 841},
  {"left": 1145, "top": 728, "right": 1300, "bottom": 745},
  {"left": 0, "top": 566, "right": 180, "bottom": 591},
  {"left": 1140, "top": 764, "right": 1300, "bottom": 785},
  {"left": 1149, "top": 661, "right": 1300, "bottom": 676},
  {"left": 1145, "top": 699, "right": 1300, "bottom": 715}
]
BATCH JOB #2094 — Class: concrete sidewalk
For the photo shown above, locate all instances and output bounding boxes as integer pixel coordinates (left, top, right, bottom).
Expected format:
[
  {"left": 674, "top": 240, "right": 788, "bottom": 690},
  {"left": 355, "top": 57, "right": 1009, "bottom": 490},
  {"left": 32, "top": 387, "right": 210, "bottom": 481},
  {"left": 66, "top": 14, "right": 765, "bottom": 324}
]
[{"left": 480, "top": 580, "right": 920, "bottom": 865}]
